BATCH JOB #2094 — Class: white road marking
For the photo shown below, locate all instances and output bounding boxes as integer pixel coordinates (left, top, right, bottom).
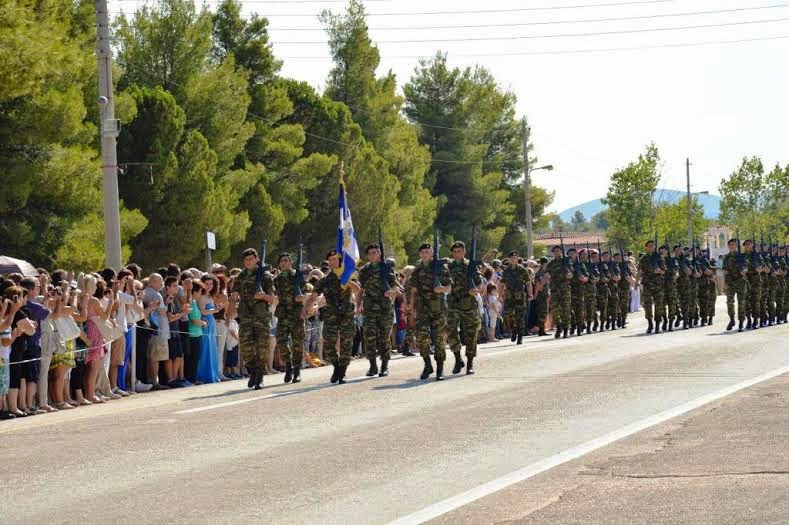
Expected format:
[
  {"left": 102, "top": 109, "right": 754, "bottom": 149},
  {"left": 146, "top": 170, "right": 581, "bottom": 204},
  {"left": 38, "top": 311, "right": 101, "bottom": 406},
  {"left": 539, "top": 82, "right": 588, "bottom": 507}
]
[
  {"left": 388, "top": 363, "right": 789, "bottom": 525},
  {"left": 173, "top": 390, "right": 296, "bottom": 415}
]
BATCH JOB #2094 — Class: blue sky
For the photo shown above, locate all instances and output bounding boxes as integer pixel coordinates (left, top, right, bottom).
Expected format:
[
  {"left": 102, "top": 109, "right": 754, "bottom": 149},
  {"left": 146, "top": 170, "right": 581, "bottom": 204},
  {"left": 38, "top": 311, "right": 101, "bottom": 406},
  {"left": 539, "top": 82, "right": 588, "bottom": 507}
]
[{"left": 111, "top": 0, "right": 789, "bottom": 212}]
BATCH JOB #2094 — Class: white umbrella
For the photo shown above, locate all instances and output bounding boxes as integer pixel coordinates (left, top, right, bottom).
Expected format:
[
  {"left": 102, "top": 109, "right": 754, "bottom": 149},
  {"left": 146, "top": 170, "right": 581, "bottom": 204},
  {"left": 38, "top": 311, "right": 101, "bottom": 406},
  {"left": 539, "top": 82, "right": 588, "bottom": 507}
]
[{"left": 0, "top": 256, "right": 40, "bottom": 277}]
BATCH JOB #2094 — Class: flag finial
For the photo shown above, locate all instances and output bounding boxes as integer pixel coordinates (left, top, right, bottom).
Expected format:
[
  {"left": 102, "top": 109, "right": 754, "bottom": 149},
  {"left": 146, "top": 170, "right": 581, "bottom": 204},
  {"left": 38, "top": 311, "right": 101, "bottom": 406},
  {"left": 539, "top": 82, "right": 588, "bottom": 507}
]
[{"left": 339, "top": 160, "right": 345, "bottom": 185}]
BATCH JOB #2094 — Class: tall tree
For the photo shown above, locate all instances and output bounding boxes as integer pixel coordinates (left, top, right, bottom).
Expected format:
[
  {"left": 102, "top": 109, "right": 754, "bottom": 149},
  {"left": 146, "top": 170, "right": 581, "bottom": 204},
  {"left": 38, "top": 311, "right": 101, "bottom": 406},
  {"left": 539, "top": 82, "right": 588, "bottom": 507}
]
[
  {"left": 602, "top": 143, "right": 661, "bottom": 250},
  {"left": 653, "top": 198, "right": 707, "bottom": 247},
  {"left": 719, "top": 157, "right": 788, "bottom": 239}
]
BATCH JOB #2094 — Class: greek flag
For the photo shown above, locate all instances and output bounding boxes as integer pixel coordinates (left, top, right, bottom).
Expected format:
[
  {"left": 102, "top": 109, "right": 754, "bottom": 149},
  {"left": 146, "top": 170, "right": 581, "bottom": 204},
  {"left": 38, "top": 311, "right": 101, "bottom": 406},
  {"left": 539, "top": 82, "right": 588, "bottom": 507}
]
[{"left": 336, "top": 171, "right": 359, "bottom": 285}]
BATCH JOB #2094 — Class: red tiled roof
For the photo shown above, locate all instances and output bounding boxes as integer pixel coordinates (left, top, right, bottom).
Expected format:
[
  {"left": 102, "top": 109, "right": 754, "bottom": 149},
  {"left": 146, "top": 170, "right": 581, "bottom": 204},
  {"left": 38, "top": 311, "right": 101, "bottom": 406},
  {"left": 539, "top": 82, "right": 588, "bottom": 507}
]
[{"left": 535, "top": 232, "right": 608, "bottom": 246}]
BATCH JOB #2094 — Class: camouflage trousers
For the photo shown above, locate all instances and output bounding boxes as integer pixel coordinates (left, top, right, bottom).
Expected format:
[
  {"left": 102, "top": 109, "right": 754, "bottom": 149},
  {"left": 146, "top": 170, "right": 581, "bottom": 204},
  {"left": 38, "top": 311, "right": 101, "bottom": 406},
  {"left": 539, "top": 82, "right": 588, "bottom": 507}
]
[
  {"left": 683, "top": 280, "right": 699, "bottom": 321},
  {"left": 551, "top": 284, "right": 572, "bottom": 327},
  {"left": 642, "top": 279, "right": 664, "bottom": 321},
  {"left": 583, "top": 283, "right": 597, "bottom": 326},
  {"left": 415, "top": 304, "right": 448, "bottom": 362},
  {"left": 726, "top": 278, "right": 747, "bottom": 320},
  {"left": 698, "top": 279, "right": 714, "bottom": 320},
  {"left": 571, "top": 283, "right": 585, "bottom": 327},
  {"left": 663, "top": 281, "right": 678, "bottom": 319},
  {"left": 765, "top": 276, "right": 778, "bottom": 320},
  {"left": 746, "top": 274, "right": 762, "bottom": 320},
  {"left": 617, "top": 284, "right": 630, "bottom": 321},
  {"left": 777, "top": 277, "right": 786, "bottom": 318},
  {"left": 504, "top": 295, "right": 526, "bottom": 335},
  {"left": 323, "top": 310, "right": 355, "bottom": 367},
  {"left": 447, "top": 307, "right": 481, "bottom": 358},
  {"left": 239, "top": 314, "right": 270, "bottom": 373},
  {"left": 364, "top": 308, "right": 393, "bottom": 361},
  {"left": 595, "top": 283, "right": 609, "bottom": 323},
  {"left": 276, "top": 311, "right": 305, "bottom": 367},
  {"left": 607, "top": 283, "right": 619, "bottom": 321}
]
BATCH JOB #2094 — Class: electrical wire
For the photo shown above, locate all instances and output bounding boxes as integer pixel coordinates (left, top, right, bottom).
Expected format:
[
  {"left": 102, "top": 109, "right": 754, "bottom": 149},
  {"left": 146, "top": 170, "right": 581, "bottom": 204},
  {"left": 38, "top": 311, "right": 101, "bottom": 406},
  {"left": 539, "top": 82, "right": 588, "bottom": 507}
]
[
  {"left": 265, "top": 4, "right": 789, "bottom": 31},
  {"left": 275, "top": 16, "right": 789, "bottom": 44}
]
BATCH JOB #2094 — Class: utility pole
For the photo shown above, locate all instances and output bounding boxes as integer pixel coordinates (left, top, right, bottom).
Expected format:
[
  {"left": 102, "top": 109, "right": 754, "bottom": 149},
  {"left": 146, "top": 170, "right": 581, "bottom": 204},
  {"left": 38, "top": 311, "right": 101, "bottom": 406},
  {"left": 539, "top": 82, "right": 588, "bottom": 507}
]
[
  {"left": 686, "top": 157, "right": 692, "bottom": 249},
  {"left": 95, "top": 0, "right": 122, "bottom": 271},
  {"left": 522, "top": 120, "right": 534, "bottom": 259}
]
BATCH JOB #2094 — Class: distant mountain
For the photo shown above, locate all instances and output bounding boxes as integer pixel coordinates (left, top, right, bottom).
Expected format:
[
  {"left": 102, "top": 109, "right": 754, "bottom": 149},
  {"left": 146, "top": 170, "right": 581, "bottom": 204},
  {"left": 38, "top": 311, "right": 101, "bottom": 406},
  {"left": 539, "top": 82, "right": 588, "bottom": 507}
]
[{"left": 558, "top": 188, "right": 721, "bottom": 223}]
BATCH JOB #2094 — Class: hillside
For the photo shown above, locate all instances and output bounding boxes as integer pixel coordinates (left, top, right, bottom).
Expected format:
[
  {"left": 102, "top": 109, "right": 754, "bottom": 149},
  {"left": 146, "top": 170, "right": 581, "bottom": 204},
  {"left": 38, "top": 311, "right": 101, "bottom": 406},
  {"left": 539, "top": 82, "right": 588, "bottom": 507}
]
[{"left": 557, "top": 188, "right": 721, "bottom": 223}]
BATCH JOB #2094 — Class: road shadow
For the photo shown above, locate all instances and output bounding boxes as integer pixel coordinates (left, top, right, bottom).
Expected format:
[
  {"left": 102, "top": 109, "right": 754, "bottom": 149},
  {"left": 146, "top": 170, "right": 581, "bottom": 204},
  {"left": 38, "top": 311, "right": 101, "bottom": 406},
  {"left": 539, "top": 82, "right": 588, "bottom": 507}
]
[
  {"left": 372, "top": 373, "right": 466, "bottom": 391},
  {"left": 184, "top": 374, "right": 380, "bottom": 401}
]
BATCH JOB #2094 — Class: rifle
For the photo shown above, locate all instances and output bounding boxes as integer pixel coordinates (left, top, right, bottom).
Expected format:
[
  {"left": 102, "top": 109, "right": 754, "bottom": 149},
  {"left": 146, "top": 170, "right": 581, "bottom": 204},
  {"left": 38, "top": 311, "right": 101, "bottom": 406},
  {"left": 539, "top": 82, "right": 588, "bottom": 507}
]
[
  {"left": 293, "top": 239, "right": 304, "bottom": 296},
  {"left": 467, "top": 225, "right": 480, "bottom": 291},
  {"left": 619, "top": 243, "right": 631, "bottom": 278},
  {"left": 256, "top": 238, "right": 269, "bottom": 292},
  {"left": 432, "top": 224, "right": 441, "bottom": 289},
  {"left": 560, "top": 233, "right": 569, "bottom": 273},
  {"left": 378, "top": 226, "right": 391, "bottom": 292}
]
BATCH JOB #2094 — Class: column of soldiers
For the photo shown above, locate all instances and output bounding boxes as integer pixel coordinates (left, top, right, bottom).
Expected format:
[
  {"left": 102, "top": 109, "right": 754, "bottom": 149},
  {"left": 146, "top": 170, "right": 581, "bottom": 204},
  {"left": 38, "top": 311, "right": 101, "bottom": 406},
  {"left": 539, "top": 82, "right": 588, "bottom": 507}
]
[
  {"left": 232, "top": 235, "right": 787, "bottom": 389},
  {"left": 723, "top": 237, "right": 788, "bottom": 331}
]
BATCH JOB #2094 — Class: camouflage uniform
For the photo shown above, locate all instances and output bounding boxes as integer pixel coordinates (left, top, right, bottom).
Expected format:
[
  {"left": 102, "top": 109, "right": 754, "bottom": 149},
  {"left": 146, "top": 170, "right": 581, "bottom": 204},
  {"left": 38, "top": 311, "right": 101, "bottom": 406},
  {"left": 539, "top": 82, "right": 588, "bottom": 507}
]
[
  {"left": 765, "top": 256, "right": 778, "bottom": 323},
  {"left": 236, "top": 266, "right": 274, "bottom": 376},
  {"left": 745, "top": 249, "right": 763, "bottom": 324},
  {"left": 569, "top": 258, "right": 588, "bottom": 331},
  {"left": 605, "top": 258, "right": 621, "bottom": 327},
  {"left": 582, "top": 255, "right": 598, "bottom": 331},
  {"left": 533, "top": 267, "right": 550, "bottom": 331},
  {"left": 723, "top": 252, "right": 748, "bottom": 322},
  {"left": 358, "top": 262, "right": 396, "bottom": 362},
  {"left": 313, "top": 271, "right": 355, "bottom": 368},
  {"left": 777, "top": 253, "right": 787, "bottom": 321},
  {"left": 594, "top": 258, "right": 610, "bottom": 330},
  {"left": 410, "top": 260, "right": 452, "bottom": 362},
  {"left": 638, "top": 251, "right": 665, "bottom": 326},
  {"left": 502, "top": 263, "right": 531, "bottom": 338},
  {"left": 675, "top": 253, "right": 691, "bottom": 324},
  {"left": 447, "top": 258, "right": 483, "bottom": 358},
  {"left": 701, "top": 258, "right": 718, "bottom": 321},
  {"left": 274, "top": 269, "right": 306, "bottom": 368},
  {"left": 662, "top": 255, "right": 679, "bottom": 323},
  {"left": 617, "top": 257, "right": 633, "bottom": 325},
  {"left": 547, "top": 256, "right": 572, "bottom": 330}
]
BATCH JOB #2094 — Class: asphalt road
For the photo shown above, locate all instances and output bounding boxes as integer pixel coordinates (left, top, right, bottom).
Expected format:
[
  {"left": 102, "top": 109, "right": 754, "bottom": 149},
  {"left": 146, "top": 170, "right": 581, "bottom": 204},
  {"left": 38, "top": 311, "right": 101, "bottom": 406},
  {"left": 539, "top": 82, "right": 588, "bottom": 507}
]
[{"left": 2, "top": 297, "right": 787, "bottom": 524}]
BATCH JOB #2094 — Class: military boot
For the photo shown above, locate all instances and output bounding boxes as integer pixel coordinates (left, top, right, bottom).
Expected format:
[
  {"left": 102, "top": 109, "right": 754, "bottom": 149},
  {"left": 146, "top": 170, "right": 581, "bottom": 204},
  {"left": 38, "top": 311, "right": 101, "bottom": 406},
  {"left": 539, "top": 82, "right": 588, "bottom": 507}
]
[
  {"left": 674, "top": 316, "right": 681, "bottom": 327},
  {"left": 284, "top": 363, "right": 293, "bottom": 383},
  {"left": 435, "top": 360, "right": 445, "bottom": 381},
  {"left": 700, "top": 317, "right": 707, "bottom": 326},
  {"left": 254, "top": 371, "right": 264, "bottom": 390},
  {"left": 654, "top": 318, "right": 661, "bottom": 334},
  {"left": 554, "top": 323, "right": 562, "bottom": 339},
  {"left": 366, "top": 357, "right": 378, "bottom": 377},
  {"left": 661, "top": 315, "right": 668, "bottom": 332},
  {"left": 668, "top": 316, "right": 674, "bottom": 332},
  {"left": 538, "top": 324, "right": 547, "bottom": 337},
  {"left": 420, "top": 356, "right": 434, "bottom": 380},
  {"left": 586, "top": 321, "right": 592, "bottom": 334},
  {"left": 746, "top": 317, "right": 752, "bottom": 329},
  {"left": 247, "top": 366, "right": 258, "bottom": 389},
  {"left": 562, "top": 325, "right": 569, "bottom": 338},
  {"left": 330, "top": 361, "right": 340, "bottom": 384},
  {"left": 379, "top": 357, "right": 389, "bottom": 377},
  {"left": 466, "top": 356, "right": 475, "bottom": 375},
  {"left": 291, "top": 366, "right": 301, "bottom": 384},
  {"left": 338, "top": 365, "right": 348, "bottom": 384},
  {"left": 647, "top": 318, "right": 654, "bottom": 334},
  {"left": 726, "top": 317, "right": 735, "bottom": 331},
  {"left": 576, "top": 324, "right": 584, "bottom": 337},
  {"left": 510, "top": 329, "right": 517, "bottom": 342},
  {"left": 708, "top": 316, "right": 714, "bottom": 325},
  {"left": 738, "top": 319, "right": 745, "bottom": 332},
  {"left": 452, "top": 352, "right": 464, "bottom": 374},
  {"left": 517, "top": 332, "right": 523, "bottom": 345},
  {"left": 569, "top": 324, "right": 576, "bottom": 335},
  {"left": 593, "top": 319, "right": 600, "bottom": 332}
]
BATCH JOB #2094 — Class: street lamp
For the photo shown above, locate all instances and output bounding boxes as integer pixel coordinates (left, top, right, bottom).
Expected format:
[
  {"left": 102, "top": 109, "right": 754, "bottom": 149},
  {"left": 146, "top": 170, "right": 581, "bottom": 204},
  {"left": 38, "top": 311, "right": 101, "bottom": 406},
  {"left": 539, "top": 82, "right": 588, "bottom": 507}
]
[
  {"left": 522, "top": 122, "right": 555, "bottom": 259},
  {"left": 687, "top": 189, "right": 709, "bottom": 248}
]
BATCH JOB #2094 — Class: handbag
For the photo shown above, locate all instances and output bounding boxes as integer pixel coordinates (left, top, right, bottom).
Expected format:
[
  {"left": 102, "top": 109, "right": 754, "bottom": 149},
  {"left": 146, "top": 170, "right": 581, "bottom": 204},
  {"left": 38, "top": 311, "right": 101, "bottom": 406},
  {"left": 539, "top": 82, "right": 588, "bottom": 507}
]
[
  {"left": 54, "top": 315, "right": 81, "bottom": 342},
  {"left": 91, "top": 316, "right": 125, "bottom": 343}
]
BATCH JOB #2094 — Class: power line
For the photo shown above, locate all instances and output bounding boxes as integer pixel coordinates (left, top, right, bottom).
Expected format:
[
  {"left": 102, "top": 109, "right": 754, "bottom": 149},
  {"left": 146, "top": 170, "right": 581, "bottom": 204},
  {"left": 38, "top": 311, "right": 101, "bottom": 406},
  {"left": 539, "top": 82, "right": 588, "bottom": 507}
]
[
  {"left": 264, "top": 4, "right": 789, "bottom": 31},
  {"left": 278, "top": 33, "right": 789, "bottom": 59},
  {"left": 276, "top": 16, "right": 789, "bottom": 44},
  {"left": 134, "top": 0, "right": 675, "bottom": 17}
]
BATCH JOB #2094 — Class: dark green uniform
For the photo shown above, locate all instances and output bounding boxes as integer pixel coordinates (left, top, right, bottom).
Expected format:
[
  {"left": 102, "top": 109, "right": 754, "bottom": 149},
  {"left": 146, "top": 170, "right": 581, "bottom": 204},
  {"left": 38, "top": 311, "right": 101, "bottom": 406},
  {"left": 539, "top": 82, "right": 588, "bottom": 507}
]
[
  {"left": 723, "top": 251, "right": 748, "bottom": 324},
  {"left": 662, "top": 254, "right": 679, "bottom": 326},
  {"left": 502, "top": 263, "right": 531, "bottom": 338},
  {"left": 533, "top": 267, "right": 549, "bottom": 332},
  {"left": 581, "top": 254, "right": 597, "bottom": 332},
  {"left": 410, "top": 260, "right": 452, "bottom": 362},
  {"left": 547, "top": 256, "right": 572, "bottom": 331},
  {"left": 313, "top": 271, "right": 355, "bottom": 368},
  {"left": 745, "top": 248, "right": 763, "bottom": 326},
  {"left": 569, "top": 257, "right": 588, "bottom": 333},
  {"left": 274, "top": 269, "right": 306, "bottom": 369},
  {"left": 236, "top": 266, "right": 273, "bottom": 376},
  {"left": 616, "top": 257, "right": 633, "bottom": 327},
  {"left": 594, "top": 257, "right": 610, "bottom": 330},
  {"left": 447, "top": 258, "right": 483, "bottom": 361},
  {"left": 638, "top": 251, "right": 665, "bottom": 328},
  {"left": 605, "top": 257, "right": 621, "bottom": 328},
  {"left": 358, "top": 262, "right": 396, "bottom": 363}
]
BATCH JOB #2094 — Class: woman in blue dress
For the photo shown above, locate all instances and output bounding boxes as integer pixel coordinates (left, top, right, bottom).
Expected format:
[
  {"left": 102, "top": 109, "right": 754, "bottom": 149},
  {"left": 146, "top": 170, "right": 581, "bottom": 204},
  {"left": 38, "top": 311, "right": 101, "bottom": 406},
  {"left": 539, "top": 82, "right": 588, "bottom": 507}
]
[{"left": 195, "top": 277, "right": 222, "bottom": 384}]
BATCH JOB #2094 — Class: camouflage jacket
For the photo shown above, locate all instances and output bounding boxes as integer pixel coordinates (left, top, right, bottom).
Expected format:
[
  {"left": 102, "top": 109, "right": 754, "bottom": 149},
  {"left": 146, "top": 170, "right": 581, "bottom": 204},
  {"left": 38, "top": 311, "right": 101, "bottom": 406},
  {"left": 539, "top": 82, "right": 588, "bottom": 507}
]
[
  {"left": 502, "top": 263, "right": 530, "bottom": 300},
  {"left": 409, "top": 259, "right": 451, "bottom": 313},
  {"left": 314, "top": 270, "right": 355, "bottom": 316},
  {"left": 448, "top": 258, "right": 483, "bottom": 310},
  {"left": 236, "top": 267, "right": 273, "bottom": 320},
  {"left": 274, "top": 269, "right": 305, "bottom": 313},
  {"left": 358, "top": 262, "right": 396, "bottom": 315}
]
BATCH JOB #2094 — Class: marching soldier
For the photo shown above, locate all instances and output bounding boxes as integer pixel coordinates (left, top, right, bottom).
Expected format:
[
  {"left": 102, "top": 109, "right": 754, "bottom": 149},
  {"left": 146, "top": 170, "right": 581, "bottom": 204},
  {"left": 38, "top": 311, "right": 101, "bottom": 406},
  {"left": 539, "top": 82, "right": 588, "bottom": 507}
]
[
  {"left": 305, "top": 250, "right": 360, "bottom": 384},
  {"left": 501, "top": 251, "right": 532, "bottom": 345},
  {"left": 722, "top": 238, "right": 748, "bottom": 331},
  {"left": 580, "top": 248, "right": 597, "bottom": 334},
  {"left": 567, "top": 248, "right": 588, "bottom": 336},
  {"left": 236, "top": 248, "right": 278, "bottom": 390},
  {"left": 602, "top": 250, "right": 620, "bottom": 330},
  {"left": 638, "top": 240, "right": 665, "bottom": 334},
  {"left": 407, "top": 242, "right": 452, "bottom": 381},
  {"left": 743, "top": 239, "right": 762, "bottom": 329},
  {"left": 547, "top": 246, "right": 572, "bottom": 339},
  {"left": 613, "top": 251, "right": 632, "bottom": 328},
  {"left": 446, "top": 241, "right": 484, "bottom": 374},
  {"left": 274, "top": 252, "right": 307, "bottom": 383},
  {"left": 358, "top": 244, "right": 398, "bottom": 377},
  {"left": 661, "top": 244, "right": 679, "bottom": 332},
  {"left": 591, "top": 249, "right": 609, "bottom": 332}
]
